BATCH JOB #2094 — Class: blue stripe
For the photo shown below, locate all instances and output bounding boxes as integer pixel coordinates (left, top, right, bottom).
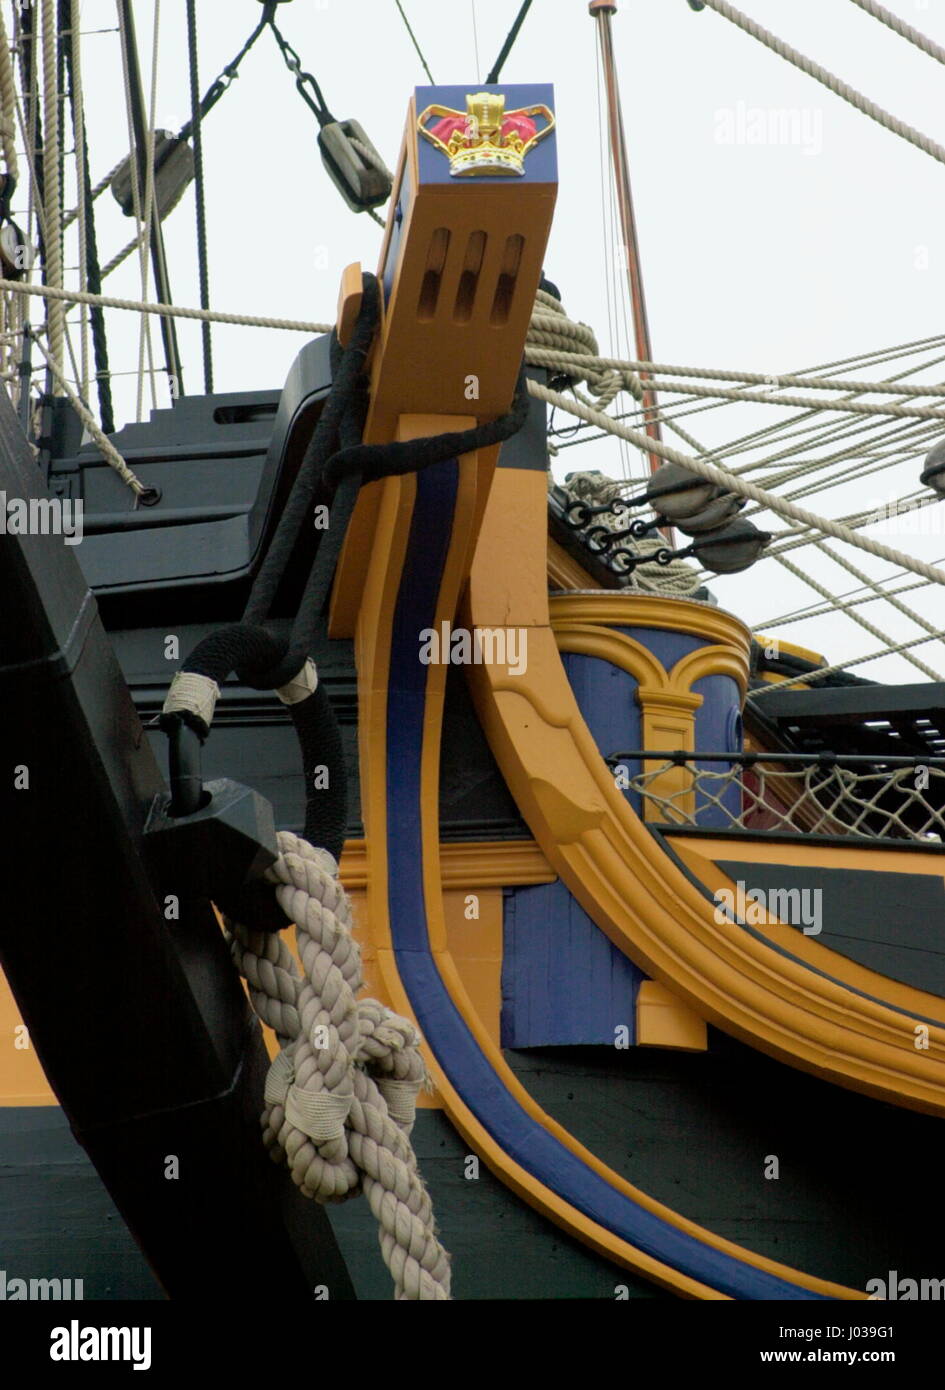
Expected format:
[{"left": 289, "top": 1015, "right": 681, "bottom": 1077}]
[{"left": 384, "top": 459, "right": 829, "bottom": 1301}]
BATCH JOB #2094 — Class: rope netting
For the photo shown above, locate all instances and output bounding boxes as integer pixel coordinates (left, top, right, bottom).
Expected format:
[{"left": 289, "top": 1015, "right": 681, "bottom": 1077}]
[{"left": 616, "top": 757, "right": 945, "bottom": 842}]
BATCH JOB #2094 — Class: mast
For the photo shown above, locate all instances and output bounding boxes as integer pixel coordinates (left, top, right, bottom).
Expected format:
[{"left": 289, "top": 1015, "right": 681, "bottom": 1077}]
[
  {"left": 589, "top": 0, "right": 663, "bottom": 479},
  {"left": 117, "top": 0, "right": 184, "bottom": 398}
]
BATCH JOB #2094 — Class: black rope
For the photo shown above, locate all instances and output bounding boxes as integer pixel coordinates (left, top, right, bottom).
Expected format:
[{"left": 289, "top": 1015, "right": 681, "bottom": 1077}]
[
  {"left": 393, "top": 0, "right": 435, "bottom": 84},
  {"left": 61, "top": 0, "right": 115, "bottom": 433},
  {"left": 185, "top": 0, "right": 213, "bottom": 394},
  {"left": 485, "top": 0, "right": 534, "bottom": 84},
  {"left": 174, "top": 6, "right": 271, "bottom": 146},
  {"left": 268, "top": 15, "right": 335, "bottom": 127}
]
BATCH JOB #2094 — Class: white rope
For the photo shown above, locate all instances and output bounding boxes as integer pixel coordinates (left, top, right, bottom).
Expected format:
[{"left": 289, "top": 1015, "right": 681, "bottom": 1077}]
[
  {"left": 40, "top": 0, "right": 64, "bottom": 366},
  {"left": 530, "top": 378, "right": 945, "bottom": 586},
  {"left": 530, "top": 348, "right": 945, "bottom": 421},
  {"left": 31, "top": 330, "right": 149, "bottom": 496},
  {"left": 752, "top": 630, "right": 945, "bottom": 694},
  {"left": 62, "top": 156, "right": 125, "bottom": 230},
  {"left": 69, "top": 0, "right": 89, "bottom": 405},
  {"left": 698, "top": 0, "right": 945, "bottom": 168},
  {"left": 226, "top": 832, "right": 451, "bottom": 1301},
  {"left": 543, "top": 353, "right": 945, "bottom": 402},
  {"left": 527, "top": 292, "right": 642, "bottom": 408},
  {"left": 849, "top": 0, "right": 945, "bottom": 67},
  {"left": 0, "top": 3, "right": 19, "bottom": 181},
  {"left": 772, "top": 551, "right": 942, "bottom": 682},
  {"left": 0, "top": 276, "right": 332, "bottom": 333}
]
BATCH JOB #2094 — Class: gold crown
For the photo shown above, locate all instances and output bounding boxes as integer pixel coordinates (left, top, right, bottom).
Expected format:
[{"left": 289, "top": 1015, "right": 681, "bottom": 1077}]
[{"left": 418, "top": 92, "right": 554, "bottom": 179}]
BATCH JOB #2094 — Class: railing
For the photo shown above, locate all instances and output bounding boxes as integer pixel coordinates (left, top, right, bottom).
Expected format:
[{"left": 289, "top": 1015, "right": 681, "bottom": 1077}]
[{"left": 604, "top": 750, "right": 945, "bottom": 843}]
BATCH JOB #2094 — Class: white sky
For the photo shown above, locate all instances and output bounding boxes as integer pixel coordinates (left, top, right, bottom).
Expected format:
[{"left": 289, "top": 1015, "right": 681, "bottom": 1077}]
[{"left": 36, "top": 0, "right": 945, "bottom": 683}]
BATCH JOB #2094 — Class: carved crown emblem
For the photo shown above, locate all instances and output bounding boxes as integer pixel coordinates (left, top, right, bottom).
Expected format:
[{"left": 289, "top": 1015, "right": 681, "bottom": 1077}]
[{"left": 417, "top": 92, "right": 554, "bottom": 178}]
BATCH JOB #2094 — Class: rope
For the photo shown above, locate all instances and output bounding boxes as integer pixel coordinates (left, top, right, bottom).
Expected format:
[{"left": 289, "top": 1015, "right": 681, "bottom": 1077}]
[
  {"left": 528, "top": 347, "right": 945, "bottom": 420},
  {"left": 0, "top": 276, "right": 332, "bottom": 333},
  {"left": 61, "top": 22, "right": 114, "bottom": 432},
  {"left": 528, "top": 379, "right": 945, "bottom": 586},
  {"left": 67, "top": 0, "right": 88, "bottom": 404},
  {"left": 40, "top": 0, "right": 63, "bottom": 366},
  {"left": 186, "top": 0, "right": 212, "bottom": 393},
  {"left": 225, "top": 831, "right": 451, "bottom": 1300},
  {"left": 772, "top": 552, "right": 942, "bottom": 682},
  {"left": 696, "top": 0, "right": 945, "bottom": 169},
  {"left": 0, "top": 3, "right": 19, "bottom": 181},
  {"left": 751, "top": 628, "right": 945, "bottom": 694},
  {"left": 393, "top": 0, "right": 435, "bottom": 83},
  {"left": 485, "top": 0, "right": 533, "bottom": 84},
  {"left": 31, "top": 329, "right": 148, "bottom": 495},
  {"left": 61, "top": 155, "right": 124, "bottom": 230},
  {"left": 527, "top": 290, "right": 642, "bottom": 409},
  {"left": 625, "top": 758, "right": 944, "bottom": 842},
  {"left": 849, "top": 0, "right": 945, "bottom": 67}
]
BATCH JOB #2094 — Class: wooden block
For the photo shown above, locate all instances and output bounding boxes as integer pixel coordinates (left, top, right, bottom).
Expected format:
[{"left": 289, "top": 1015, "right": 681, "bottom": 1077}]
[{"left": 636, "top": 980, "right": 708, "bottom": 1052}]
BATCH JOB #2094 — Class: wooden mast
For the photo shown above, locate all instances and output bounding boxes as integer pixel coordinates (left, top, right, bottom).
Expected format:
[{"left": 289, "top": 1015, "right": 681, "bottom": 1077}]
[{"left": 589, "top": 0, "right": 663, "bottom": 479}]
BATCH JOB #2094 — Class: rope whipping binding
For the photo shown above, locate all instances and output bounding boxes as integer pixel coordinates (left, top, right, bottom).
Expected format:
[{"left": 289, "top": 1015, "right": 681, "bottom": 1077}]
[{"left": 160, "top": 273, "right": 532, "bottom": 1298}]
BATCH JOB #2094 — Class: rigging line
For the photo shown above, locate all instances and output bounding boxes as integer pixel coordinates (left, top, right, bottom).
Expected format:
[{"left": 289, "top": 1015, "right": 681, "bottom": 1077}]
[
  {"left": 485, "top": 0, "right": 533, "bottom": 84},
  {"left": 770, "top": 550, "right": 942, "bottom": 681},
  {"left": 528, "top": 379, "right": 945, "bottom": 585},
  {"left": 0, "top": 275, "right": 333, "bottom": 331},
  {"left": 393, "top": 0, "right": 434, "bottom": 84},
  {"left": 694, "top": 0, "right": 945, "bottom": 168},
  {"left": 754, "top": 562, "right": 945, "bottom": 630},
  {"left": 186, "top": 0, "right": 212, "bottom": 392},
  {"left": 530, "top": 347, "right": 945, "bottom": 404},
  {"left": 40, "top": 0, "right": 64, "bottom": 368},
  {"left": 59, "top": 5, "right": 113, "bottom": 431},
  {"left": 849, "top": 0, "right": 945, "bottom": 66},
  {"left": 470, "top": 0, "right": 481, "bottom": 84},
  {"left": 65, "top": 0, "right": 88, "bottom": 404},
  {"left": 749, "top": 628, "right": 945, "bottom": 695},
  {"left": 142, "top": 0, "right": 161, "bottom": 416},
  {"left": 116, "top": 0, "right": 154, "bottom": 420}
]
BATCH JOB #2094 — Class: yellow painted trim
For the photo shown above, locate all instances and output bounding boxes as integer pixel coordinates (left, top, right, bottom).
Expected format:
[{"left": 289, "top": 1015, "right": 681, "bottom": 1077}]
[
  {"left": 547, "top": 537, "right": 598, "bottom": 591},
  {"left": 549, "top": 591, "right": 753, "bottom": 662},
  {"left": 465, "top": 467, "right": 945, "bottom": 1123},
  {"left": 340, "top": 837, "right": 555, "bottom": 889},
  {"left": 636, "top": 980, "right": 708, "bottom": 1052},
  {"left": 666, "top": 834, "right": 945, "bottom": 1025}
]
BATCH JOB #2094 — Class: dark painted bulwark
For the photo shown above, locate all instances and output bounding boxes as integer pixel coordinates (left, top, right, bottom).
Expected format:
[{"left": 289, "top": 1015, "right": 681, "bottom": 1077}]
[{"left": 717, "top": 860, "right": 945, "bottom": 997}]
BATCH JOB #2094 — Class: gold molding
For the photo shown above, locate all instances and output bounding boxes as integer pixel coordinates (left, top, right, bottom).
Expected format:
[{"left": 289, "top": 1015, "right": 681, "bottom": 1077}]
[
  {"left": 550, "top": 590, "right": 752, "bottom": 663},
  {"left": 547, "top": 537, "right": 598, "bottom": 591},
  {"left": 340, "top": 838, "right": 556, "bottom": 889}
]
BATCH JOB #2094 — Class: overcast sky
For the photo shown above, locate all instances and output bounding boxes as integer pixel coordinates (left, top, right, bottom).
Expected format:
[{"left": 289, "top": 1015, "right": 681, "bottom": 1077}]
[{"left": 58, "top": 0, "right": 945, "bottom": 682}]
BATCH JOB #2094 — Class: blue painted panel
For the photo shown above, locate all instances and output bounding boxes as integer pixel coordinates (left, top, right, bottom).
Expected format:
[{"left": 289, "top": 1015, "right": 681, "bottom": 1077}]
[
  {"left": 693, "top": 673, "right": 743, "bottom": 827},
  {"left": 502, "top": 880, "right": 643, "bottom": 1047},
  {"left": 561, "top": 649, "right": 641, "bottom": 814}
]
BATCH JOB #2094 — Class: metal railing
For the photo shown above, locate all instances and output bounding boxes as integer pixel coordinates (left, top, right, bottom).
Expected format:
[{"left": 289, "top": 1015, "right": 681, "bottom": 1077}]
[{"left": 604, "top": 749, "right": 945, "bottom": 843}]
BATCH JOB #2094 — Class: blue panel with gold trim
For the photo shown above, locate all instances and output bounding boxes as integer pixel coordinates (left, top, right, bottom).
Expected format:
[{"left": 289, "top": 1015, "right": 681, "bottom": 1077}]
[{"left": 415, "top": 84, "right": 556, "bottom": 185}]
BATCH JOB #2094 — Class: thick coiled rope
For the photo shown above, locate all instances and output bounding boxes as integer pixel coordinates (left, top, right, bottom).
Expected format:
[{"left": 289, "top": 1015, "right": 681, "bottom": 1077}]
[
  {"left": 225, "top": 831, "right": 451, "bottom": 1301},
  {"left": 527, "top": 287, "right": 643, "bottom": 409}
]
